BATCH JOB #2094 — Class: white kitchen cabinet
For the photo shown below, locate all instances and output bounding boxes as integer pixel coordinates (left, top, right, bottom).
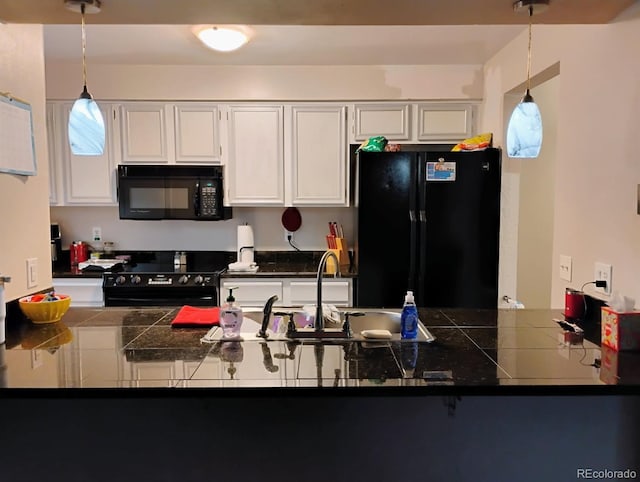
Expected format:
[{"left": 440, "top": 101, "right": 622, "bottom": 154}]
[
  {"left": 221, "top": 280, "right": 284, "bottom": 307},
  {"left": 287, "top": 105, "right": 347, "bottom": 206},
  {"left": 352, "top": 103, "right": 411, "bottom": 142},
  {"left": 221, "top": 278, "right": 353, "bottom": 307},
  {"left": 47, "top": 102, "right": 118, "bottom": 205},
  {"left": 53, "top": 277, "right": 104, "bottom": 307},
  {"left": 46, "top": 103, "right": 59, "bottom": 205},
  {"left": 224, "top": 105, "right": 284, "bottom": 205},
  {"left": 119, "top": 103, "right": 172, "bottom": 163},
  {"left": 417, "top": 103, "right": 474, "bottom": 141},
  {"left": 289, "top": 280, "right": 351, "bottom": 306},
  {"left": 173, "top": 103, "right": 221, "bottom": 164}
]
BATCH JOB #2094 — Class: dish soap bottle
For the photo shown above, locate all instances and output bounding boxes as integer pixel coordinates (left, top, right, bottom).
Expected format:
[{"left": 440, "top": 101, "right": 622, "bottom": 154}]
[
  {"left": 401, "top": 290, "right": 418, "bottom": 339},
  {"left": 220, "top": 287, "right": 243, "bottom": 339}
]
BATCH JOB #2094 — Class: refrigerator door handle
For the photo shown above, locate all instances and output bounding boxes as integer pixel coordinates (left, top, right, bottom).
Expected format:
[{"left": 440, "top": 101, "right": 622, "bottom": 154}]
[
  {"left": 419, "top": 210, "right": 426, "bottom": 222},
  {"left": 408, "top": 210, "right": 418, "bottom": 291}
]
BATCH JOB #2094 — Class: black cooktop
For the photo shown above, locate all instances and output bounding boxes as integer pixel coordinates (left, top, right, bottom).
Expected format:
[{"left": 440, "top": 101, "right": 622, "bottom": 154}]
[{"left": 111, "top": 251, "right": 230, "bottom": 274}]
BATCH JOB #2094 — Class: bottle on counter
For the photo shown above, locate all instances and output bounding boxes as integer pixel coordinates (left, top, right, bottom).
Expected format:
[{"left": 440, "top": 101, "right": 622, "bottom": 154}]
[
  {"left": 400, "top": 290, "right": 418, "bottom": 339},
  {"left": 174, "top": 251, "right": 181, "bottom": 268},
  {"left": 220, "top": 287, "right": 243, "bottom": 339}
]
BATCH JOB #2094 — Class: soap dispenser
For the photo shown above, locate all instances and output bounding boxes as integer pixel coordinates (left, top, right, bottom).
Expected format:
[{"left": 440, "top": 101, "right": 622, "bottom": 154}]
[{"left": 220, "top": 287, "right": 243, "bottom": 339}]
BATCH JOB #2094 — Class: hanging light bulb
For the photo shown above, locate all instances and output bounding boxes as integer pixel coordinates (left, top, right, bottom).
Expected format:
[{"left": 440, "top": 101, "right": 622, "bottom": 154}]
[
  {"left": 66, "top": 0, "right": 105, "bottom": 156},
  {"left": 506, "top": 0, "right": 548, "bottom": 159}
]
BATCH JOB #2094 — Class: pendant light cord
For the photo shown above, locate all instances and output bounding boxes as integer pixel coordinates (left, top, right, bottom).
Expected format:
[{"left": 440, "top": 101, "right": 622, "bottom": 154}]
[
  {"left": 81, "top": 2, "right": 87, "bottom": 89},
  {"left": 526, "top": 5, "right": 533, "bottom": 92}
]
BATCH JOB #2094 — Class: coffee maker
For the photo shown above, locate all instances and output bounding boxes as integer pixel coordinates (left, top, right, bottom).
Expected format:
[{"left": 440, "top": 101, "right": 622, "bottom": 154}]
[{"left": 50, "top": 223, "right": 62, "bottom": 268}]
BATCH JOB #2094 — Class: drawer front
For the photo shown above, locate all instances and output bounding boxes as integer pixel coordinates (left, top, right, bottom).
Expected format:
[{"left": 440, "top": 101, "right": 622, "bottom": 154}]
[
  {"left": 221, "top": 280, "right": 283, "bottom": 307},
  {"left": 290, "top": 280, "right": 351, "bottom": 306},
  {"left": 53, "top": 278, "right": 104, "bottom": 307}
]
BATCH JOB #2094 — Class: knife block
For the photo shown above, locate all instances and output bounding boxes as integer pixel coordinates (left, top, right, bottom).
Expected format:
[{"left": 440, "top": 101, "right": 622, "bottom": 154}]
[{"left": 325, "top": 238, "right": 350, "bottom": 274}]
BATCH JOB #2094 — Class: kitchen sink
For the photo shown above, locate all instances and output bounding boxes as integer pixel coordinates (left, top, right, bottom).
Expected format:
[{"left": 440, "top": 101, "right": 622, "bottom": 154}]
[{"left": 208, "top": 307, "right": 435, "bottom": 343}]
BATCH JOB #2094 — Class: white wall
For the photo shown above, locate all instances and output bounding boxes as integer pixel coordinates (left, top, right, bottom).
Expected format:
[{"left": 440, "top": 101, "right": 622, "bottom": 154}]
[
  {"left": 515, "top": 75, "right": 558, "bottom": 309},
  {"left": 0, "top": 25, "right": 52, "bottom": 302},
  {"left": 45, "top": 64, "right": 484, "bottom": 101},
  {"left": 50, "top": 206, "right": 354, "bottom": 252},
  {"left": 483, "top": 3, "right": 640, "bottom": 308}
]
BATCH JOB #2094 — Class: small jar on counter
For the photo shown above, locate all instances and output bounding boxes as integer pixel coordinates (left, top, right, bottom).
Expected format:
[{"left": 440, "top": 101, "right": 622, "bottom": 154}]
[{"left": 103, "top": 241, "right": 115, "bottom": 256}]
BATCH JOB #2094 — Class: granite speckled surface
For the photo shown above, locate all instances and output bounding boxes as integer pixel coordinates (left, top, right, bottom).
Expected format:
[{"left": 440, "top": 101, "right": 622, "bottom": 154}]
[
  {"left": 3, "top": 305, "right": 639, "bottom": 391},
  {"left": 52, "top": 250, "right": 358, "bottom": 278}
]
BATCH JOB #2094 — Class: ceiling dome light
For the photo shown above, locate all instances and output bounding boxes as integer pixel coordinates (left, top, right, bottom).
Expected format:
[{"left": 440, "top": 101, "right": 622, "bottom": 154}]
[{"left": 195, "top": 26, "right": 250, "bottom": 52}]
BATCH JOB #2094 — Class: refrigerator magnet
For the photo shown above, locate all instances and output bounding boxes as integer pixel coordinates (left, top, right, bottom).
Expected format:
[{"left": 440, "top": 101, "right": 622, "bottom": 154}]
[{"left": 427, "top": 160, "right": 456, "bottom": 181}]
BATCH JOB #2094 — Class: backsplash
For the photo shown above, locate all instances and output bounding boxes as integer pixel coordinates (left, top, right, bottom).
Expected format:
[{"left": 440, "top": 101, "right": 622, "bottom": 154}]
[{"left": 50, "top": 206, "right": 355, "bottom": 252}]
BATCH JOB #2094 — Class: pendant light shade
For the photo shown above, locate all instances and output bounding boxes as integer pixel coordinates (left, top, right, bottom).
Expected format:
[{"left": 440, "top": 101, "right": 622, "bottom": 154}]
[
  {"left": 506, "top": 1, "right": 547, "bottom": 159},
  {"left": 506, "top": 89, "right": 542, "bottom": 158},
  {"left": 66, "top": 0, "right": 105, "bottom": 156}
]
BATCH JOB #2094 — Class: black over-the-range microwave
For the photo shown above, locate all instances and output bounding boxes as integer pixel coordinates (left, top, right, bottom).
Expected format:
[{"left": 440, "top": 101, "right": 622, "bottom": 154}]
[{"left": 117, "top": 165, "right": 232, "bottom": 221}]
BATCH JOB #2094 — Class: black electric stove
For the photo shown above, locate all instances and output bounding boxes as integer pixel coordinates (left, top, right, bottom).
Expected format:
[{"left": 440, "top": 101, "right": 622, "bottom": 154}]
[{"left": 102, "top": 251, "right": 229, "bottom": 307}]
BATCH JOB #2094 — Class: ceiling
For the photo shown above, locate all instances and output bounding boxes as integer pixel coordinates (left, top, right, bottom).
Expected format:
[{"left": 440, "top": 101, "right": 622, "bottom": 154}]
[
  {"left": 4, "top": 0, "right": 637, "bottom": 66},
  {"left": 2, "top": 0, "right": 636, "bottom": 25}
]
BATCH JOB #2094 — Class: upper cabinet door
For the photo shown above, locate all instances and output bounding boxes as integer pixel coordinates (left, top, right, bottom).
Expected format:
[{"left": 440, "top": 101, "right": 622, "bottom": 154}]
[
  {"left": 353, "top": 103, "right": 411, "bottom": 141},
  {"left": 58, "top": 103, "right": 117, "bottom": 205},
  {"left": 226, "top": 105, "right": 284, "bottom": 205},
  {"left": 173, "top": 103, "right": 221, "bottom": 164},
  {"left": 119, "top": 103, "right": 172, "bottom": 163},
  {"left": 288, "top": 105, "right": 347, "bottom": 206},
  {"left": 417, "top": 104, "right": 473, "bottom": 141}
]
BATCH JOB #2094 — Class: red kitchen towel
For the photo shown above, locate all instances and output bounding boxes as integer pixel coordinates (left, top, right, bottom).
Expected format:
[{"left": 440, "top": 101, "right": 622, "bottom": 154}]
[{"left": 171, "top": 306, "right": 220, "bottom": 327}]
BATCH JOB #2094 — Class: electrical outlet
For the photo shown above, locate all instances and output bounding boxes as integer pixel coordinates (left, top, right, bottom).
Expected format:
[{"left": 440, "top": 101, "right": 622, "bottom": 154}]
[
  {"left": 559, "top": 255, "right": 572, "bottom": 282},
  {"left": 284, "top": 229, "right": 294, "bottom": 243},
  {"left": 594, "top": 262, "right": 612, "bottom": 295},
  {"left": 26, "top": 258, "right": 38, "bottom": 288},
  {"left": 92, "top": 226, "right": 102, "bottom": 242}
]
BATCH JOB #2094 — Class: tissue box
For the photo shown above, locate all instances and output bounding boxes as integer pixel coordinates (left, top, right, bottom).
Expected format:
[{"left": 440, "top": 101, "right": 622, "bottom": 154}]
[
  {"left": 599, "top": 344, "right": 640, "bottom": 384},
  {"left": 601, "top": 307, "right": 640, "bottom": 351}
]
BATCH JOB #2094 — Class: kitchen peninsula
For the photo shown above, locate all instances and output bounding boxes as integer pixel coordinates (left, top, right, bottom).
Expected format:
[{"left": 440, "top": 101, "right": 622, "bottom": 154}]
[{"left": 3, "top": 304, "right": 638, "bottom": 391}]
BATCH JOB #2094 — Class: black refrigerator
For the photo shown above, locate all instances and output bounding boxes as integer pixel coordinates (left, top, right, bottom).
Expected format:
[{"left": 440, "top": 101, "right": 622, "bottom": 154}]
[{"left": 356, "top": 147, "right": 501, "bottom": 309}]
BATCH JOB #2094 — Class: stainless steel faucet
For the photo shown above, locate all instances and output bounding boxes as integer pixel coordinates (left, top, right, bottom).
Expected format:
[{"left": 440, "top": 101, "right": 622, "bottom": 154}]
[{"left": 315, "top": 250, "right": 341, "bottom": 332}]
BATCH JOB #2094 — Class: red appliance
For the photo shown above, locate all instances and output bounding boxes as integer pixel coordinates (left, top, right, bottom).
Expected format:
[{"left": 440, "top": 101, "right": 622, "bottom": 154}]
[
  {"left": 564, "top": 288, "right": 585, "bottom": 320},
  {"left": 70, "top": 241, "right": 89, "bottom": 266}
]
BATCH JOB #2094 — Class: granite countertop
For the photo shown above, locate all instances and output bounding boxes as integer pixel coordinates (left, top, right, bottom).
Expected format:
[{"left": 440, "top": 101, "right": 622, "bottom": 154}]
[
  {"left": 52, "top": 250, "right": 358, "bottom": 279},
  {"left": 3, "top": 305, "right": 639, "bottom": 392}
]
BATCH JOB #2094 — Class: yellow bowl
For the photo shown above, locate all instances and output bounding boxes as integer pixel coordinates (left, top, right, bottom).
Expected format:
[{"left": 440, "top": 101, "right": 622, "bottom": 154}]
[{"left": 19, "top": 294, "right": 71, "bottom": 324}]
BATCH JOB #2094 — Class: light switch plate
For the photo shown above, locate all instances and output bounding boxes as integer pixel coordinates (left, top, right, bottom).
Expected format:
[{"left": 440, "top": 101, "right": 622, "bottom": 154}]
[
  {"left": 26, "top": 257, "right": 38, "bottom": 288},
  {"left": 559, "top": 255, "right": 572, "bottom": 282}
]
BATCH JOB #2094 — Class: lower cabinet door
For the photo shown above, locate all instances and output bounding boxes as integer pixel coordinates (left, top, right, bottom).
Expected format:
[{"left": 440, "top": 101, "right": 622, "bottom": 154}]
[
  {"left": 221, "top": 280, "right": 283, "bottom": 307},
  {"left": 290, "top": 280, "right": 352, "bottom": 306},
  {"left": 53, "top": 278, "right": 104, "bottom": 307}
]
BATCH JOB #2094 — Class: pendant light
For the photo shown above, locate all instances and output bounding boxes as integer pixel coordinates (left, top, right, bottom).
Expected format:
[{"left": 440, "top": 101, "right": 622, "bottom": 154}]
[
  {"left": 66, "top": 0, "right": 105, "bottom": 156},
  {"left": 506, "top": 0, "right": 548, "bottom": 159}
]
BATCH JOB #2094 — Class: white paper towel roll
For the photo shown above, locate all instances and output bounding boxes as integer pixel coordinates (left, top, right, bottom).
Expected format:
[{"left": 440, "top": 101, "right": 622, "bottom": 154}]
[{"left": 237, "top": 224, "right": 254, "bottom": 263}]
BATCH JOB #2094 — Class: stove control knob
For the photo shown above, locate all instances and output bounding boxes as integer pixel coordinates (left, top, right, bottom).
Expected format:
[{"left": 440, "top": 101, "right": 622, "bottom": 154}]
[
  {"left": 131, "top": 275, "right": 142, "bottom": 285},
  {"left": 178, "top": 275, "right": 189, "bottom": 284},
  {"left": 194, "top": 275, "right": 204, "bottom": 284},
  {"left": 116, "top": 276, "right": 126, "bottom": 285}
]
